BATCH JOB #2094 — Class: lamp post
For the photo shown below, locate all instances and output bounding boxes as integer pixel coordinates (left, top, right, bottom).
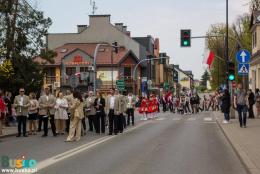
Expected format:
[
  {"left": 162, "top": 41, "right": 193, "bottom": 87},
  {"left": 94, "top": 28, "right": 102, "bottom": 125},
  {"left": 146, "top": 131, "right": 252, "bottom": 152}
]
[
  {"left": 133, "top": 57, "right": 169, "bottom": 95},
  {"left": 93, "top": 43, "right": 109, "bottom": 95},
  {"left": 93, "top": 42, "right": 119, "bottom": 95}
]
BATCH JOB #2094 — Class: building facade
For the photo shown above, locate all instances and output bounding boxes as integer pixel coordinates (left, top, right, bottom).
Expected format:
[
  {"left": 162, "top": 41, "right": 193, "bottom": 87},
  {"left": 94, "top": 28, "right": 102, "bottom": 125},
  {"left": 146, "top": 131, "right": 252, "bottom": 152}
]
[
  {"left": 35, "top": 44, "right": 141, "bottom": 93},
  {"left": 173, "top": 65, "right": 194, "bottom": 91},
  {"left": 249, "top": 11, "right": 260, "bottom": 92}
]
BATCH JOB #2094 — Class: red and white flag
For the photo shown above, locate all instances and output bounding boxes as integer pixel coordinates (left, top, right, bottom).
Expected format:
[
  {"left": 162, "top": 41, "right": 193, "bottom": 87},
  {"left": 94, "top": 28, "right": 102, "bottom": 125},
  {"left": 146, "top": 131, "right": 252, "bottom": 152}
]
[
  {"left": 75, "top": 72, "right": 81, "bottom": 77},
  {"left": 203, "top": 50, "right": 215, "bottom": 69}
]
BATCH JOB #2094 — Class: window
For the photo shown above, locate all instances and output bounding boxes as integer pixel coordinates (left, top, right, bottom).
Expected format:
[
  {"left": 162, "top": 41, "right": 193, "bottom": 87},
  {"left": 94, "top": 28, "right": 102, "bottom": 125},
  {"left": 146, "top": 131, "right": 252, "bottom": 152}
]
[
  {"left": 66, "top": 67, "right": 76, "bottom": 76},
  {"left": 80, "top": 67, "right": 88, "bottom": 72},
  {"left": 45, "top": 67, "right": 56, "bottom": 84},
  {"left": 124, "top": 67, "right": 131, "bottom": 77},
  {"left": 46, "top": 67, "right": 55, "bottom": 77},
  {"left": 253, "top": 31, "right": 257, "bottom": 48}
]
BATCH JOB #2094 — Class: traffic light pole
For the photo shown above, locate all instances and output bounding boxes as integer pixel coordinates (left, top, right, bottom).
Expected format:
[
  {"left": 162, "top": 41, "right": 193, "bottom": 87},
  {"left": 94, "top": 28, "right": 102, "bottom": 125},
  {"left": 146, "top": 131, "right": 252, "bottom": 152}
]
[{"left": 225, "top": 0, "right": 229, "bottom": 90}]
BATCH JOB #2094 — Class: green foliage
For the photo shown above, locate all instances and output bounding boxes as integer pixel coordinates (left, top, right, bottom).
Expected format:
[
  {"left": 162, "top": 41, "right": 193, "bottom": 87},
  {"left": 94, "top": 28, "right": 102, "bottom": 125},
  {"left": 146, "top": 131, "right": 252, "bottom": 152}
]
[
  {"left": 0, "top": 59, "right": 14, "bottom": 79},
  {"left": 200, "top": 70, "right": 210, "bottom": 88},
  {"left": 0, "top": 0, "right": 54, "bottom": 94},
  {"left": 206, "top": 13, "right": 252, "bottom": 90}
]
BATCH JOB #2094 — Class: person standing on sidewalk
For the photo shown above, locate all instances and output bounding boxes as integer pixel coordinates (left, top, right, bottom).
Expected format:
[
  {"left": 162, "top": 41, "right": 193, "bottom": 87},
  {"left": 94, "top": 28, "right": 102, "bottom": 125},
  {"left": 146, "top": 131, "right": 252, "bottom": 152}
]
[
  {"left": 38, "top": 87, "right": 57, "bottom": 137},
  {"left": 126, "top": 92, "right": 135, "bottom": 126},
  {"left": 106, "top": 88, "right": 120, "bottom": 135},
  {"left": 66, "top": 91, "right": 84, "bottom": 142},
  {"left": 248, "top": 89, "right": 255, "bottom": 119},
  {"left": 94, "top": 91, "right": 106, "bottom": 134},
  {"left": 0, "top": 89, "right": 6, "bottom": 136},
  {"left": 85, "top": 91, "right": 96, "bottom": 132},
  {"left": 234, "top": 84, "right": 248, "bottom": 128},
  {"left": 115, "top": 89, "right": 125, "bottom": 134},
  {"left": 54, "top": 91, "right": 68, "bottom": 135},
  {"left": 13, "top": 88, "right": 30, "bottom": 137},
  {"left": 3, "top": 91, "right": 12, "bottom": 127},
  {"left": 64, "top": 90, "right": 73, "bottom": 133},
  {"left": 221, "top": 89, "right": 231, "bottom": 124},
  {"left": 28, "top": 92, "right": 39, "bottom": 135},
  {"left": 255, "top": 89, "right": 260, "bottom": 118}
]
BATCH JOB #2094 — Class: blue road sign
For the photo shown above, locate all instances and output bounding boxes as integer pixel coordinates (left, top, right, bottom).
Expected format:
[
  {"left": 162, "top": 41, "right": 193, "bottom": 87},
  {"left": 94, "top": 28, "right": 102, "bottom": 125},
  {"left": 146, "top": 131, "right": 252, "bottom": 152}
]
[
  {"left": 238, "top": 63, "right": 249, "bottom": 76},
  {"left": 236, "top": 49, "right": 251, "bottom": 63}
]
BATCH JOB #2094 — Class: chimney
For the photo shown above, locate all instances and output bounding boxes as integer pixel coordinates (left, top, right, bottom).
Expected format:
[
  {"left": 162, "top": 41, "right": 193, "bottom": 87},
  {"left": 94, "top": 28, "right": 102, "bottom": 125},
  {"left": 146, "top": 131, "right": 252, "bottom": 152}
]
[
  {"left": 115, "top": 23, "right": 124, "bottom": 31},
  {"left": 122, "top": 26, "right": 127, "bottom": 33},
  {"left": 77, "top": 25, "right": 88, "bottom": 33},
  {"left": 174, "top": 65, "right": 180, "bottom": 69},
  {"left": 126, "top": 31, "right": 131, "bottom": 37},
  {"left": 89, "top": 15, "right": 111, "bottom": 26}
]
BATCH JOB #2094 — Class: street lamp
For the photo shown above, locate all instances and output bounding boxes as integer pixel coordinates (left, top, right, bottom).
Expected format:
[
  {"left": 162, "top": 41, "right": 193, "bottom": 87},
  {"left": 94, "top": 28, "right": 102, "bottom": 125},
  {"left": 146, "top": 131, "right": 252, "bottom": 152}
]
[
  {"left": 132, "top": 57, "right": 169, "bottom": 95},
  {"left": 93, "top": 42, "right": 119, "bottom": 95},
  {"left": 93, "top": 43, "right": 109, "bottom": 95}
]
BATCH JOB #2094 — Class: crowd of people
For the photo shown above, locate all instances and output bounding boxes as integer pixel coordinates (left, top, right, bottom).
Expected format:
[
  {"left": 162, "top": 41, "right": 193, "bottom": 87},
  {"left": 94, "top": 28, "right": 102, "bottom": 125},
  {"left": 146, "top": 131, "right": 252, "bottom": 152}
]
[
  {"left": 140, "top": 91, "right": 223, "bottom": 116},
  {"left": 0, "top": 84, "right": 260, "bottom": 141},
  {"left": 0, "top": 87, "right": 139, "bottom": 142},
  {"left": 220, "top": 84, "right": 260, "bottom": 128}
]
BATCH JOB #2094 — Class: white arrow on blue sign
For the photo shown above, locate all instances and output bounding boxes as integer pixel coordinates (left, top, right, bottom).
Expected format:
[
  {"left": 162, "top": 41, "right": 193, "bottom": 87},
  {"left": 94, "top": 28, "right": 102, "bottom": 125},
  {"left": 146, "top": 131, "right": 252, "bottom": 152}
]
[
  {"left": 238, "top": 63, "right": 249, "bottom": 76},
  {"left": 236, "top": 49, "right": 251, "bottom": 63}
]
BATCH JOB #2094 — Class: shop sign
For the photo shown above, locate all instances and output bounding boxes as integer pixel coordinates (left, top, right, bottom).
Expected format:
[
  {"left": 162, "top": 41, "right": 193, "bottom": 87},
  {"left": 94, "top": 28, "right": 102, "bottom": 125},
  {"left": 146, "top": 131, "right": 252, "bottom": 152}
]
[{"left": 65, "top": 55, "right": 91, "bottom": 66}]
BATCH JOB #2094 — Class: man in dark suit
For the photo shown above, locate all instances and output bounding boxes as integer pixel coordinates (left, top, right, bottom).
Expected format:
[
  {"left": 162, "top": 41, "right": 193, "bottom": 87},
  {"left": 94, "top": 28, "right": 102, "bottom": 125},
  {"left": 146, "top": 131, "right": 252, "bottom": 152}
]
[{"left": 94, "top": 91, "right": 106, "bottom": 134}]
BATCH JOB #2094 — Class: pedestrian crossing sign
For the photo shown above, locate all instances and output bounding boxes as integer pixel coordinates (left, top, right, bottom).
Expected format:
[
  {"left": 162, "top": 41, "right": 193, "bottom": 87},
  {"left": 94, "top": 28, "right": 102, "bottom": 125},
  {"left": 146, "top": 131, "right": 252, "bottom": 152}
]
[{"left": 238, "top": 63, "right": 249, "bottom": 76}]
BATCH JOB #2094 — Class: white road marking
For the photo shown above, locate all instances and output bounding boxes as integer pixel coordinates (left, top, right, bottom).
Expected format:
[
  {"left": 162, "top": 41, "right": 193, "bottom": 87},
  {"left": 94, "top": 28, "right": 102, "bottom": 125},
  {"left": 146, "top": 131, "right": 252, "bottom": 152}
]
[
  {"left": 203, "top": 122, "right": 217, "bottom": 124},
  {"left": 187, "top": 117, "right": 196, "bottom": 121},
  {"left": 31, "top": 121, "right": 152, "bottom": 173},
  {"left": 156, "top": 118, "right": 166, "bottom": 121},
  {"left": 204, "top": 117, "right": 213, "bottom": 122},
  {"left": 172, "top": 117, "right": 182, "bottom": 121}
]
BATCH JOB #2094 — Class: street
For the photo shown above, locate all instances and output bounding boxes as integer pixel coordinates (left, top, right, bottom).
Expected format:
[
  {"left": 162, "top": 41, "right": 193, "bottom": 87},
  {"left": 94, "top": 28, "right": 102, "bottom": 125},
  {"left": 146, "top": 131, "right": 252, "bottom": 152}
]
[{"left": 0, "top": 112, "right": 247, "bottom": 174}]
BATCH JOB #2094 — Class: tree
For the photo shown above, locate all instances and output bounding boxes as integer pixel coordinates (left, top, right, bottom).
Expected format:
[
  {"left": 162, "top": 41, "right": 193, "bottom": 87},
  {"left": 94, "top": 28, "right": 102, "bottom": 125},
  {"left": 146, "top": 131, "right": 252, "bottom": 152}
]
[
  {"left": 249, "top": 0, "right": 260, "bottom": 12},
  {"left": 200, "top": 70, "right": 210, "bottom": 89},
  {"left": 0, "top": 0, "right": 55, "bottom": 94},
  {"left": 206, "top": 13, "right": 252, "bottom": 90}
]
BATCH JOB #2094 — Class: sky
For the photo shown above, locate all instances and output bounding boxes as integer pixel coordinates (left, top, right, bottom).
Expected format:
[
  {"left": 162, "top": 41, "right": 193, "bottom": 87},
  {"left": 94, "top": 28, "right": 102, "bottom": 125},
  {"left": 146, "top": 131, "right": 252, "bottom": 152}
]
[{"left": 31, "top": 0, "right": 250, "bottom": 79}]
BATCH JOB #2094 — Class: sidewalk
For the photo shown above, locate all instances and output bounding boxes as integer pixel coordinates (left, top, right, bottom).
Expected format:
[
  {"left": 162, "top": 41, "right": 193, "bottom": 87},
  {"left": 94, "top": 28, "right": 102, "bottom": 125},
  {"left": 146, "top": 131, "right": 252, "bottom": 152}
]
[
  {"left": 214, "top": 111, "right": 260, "bottom": 174},
  {"left": 1, "top": 125, "right": 18, "bottom": 138}
]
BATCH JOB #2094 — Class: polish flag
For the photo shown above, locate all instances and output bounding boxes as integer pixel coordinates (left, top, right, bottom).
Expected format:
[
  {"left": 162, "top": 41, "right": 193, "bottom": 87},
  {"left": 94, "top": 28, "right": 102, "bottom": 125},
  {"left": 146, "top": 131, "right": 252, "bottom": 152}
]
[
  {"left": 75, "top": 72, "right": 81, "bottom": 77},
  {"left": 204, "top": 50, "right": 215, "bottom": 69}
]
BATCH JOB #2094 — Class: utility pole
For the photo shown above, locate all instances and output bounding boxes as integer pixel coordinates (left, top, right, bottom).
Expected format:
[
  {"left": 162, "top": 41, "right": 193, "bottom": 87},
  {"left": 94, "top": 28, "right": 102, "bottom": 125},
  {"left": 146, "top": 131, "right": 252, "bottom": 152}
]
[{"left": 225, "top": 0, "right": 229, "bottom": 90}]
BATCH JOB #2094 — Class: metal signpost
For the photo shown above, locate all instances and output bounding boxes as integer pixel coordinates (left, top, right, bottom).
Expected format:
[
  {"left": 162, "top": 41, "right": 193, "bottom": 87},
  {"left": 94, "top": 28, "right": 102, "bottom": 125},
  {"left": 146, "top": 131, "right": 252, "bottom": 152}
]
[
  {"left": 69, "top": 75, "right": 79, "bottom": 90},
  {"left": 236, "top": 49, "right": 250, "bottom": 93}
]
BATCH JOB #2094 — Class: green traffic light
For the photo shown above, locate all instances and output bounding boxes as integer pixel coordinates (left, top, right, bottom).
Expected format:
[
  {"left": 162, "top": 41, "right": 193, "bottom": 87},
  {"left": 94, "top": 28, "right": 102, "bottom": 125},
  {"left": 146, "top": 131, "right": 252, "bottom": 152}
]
[
  {"left": 183, "top": 41, "right": 189, "bottom": 46},
  {"left": 228, "top": 74, "right": 235, "bottom": 81}
]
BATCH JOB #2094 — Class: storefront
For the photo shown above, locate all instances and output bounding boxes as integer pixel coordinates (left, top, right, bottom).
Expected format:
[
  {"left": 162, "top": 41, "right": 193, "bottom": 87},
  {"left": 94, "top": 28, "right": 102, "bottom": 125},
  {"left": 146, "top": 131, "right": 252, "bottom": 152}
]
[{"left": 35, "top": 43, "right": 142, "bottom": 94}]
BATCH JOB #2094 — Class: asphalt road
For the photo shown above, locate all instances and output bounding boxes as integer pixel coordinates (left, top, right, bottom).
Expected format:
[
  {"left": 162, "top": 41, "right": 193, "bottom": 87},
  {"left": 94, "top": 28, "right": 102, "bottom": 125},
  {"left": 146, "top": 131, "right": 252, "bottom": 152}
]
[{"left": 33, "top": 112, "right": 247, "bottom": 174}]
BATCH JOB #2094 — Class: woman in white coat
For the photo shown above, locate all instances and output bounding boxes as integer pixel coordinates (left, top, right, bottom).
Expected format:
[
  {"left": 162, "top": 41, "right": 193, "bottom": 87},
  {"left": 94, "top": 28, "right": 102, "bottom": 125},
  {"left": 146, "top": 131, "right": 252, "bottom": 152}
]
[{"left": 55, "top": 91, "right": 68, "bottom": 135}]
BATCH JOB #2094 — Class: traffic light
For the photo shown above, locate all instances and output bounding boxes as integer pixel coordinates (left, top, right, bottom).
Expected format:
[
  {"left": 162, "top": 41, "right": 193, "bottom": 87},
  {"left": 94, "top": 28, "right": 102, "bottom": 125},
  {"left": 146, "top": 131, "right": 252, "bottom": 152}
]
[
  {"left": 113, "top": 42, "right": 118, "bottom": 54},
  {"left": 173, "top": 69, "right": 178, "bottom": 83},
  {"left": 228, "top": 61, "right": 235, "bottom": 81},
  {"left": 180, "top": 29, "right": 191, "bottom": 47}
]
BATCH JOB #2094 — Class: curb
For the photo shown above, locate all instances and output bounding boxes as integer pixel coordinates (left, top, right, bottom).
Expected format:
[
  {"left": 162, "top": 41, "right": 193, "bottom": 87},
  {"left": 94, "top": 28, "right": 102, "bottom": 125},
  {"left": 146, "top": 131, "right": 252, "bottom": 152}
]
[
  {"left": 214, "top": 112, "right": 259, "bottom": 174},
  {"left": 0, "top": 132, "right": 17, "bottom": 139}
]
